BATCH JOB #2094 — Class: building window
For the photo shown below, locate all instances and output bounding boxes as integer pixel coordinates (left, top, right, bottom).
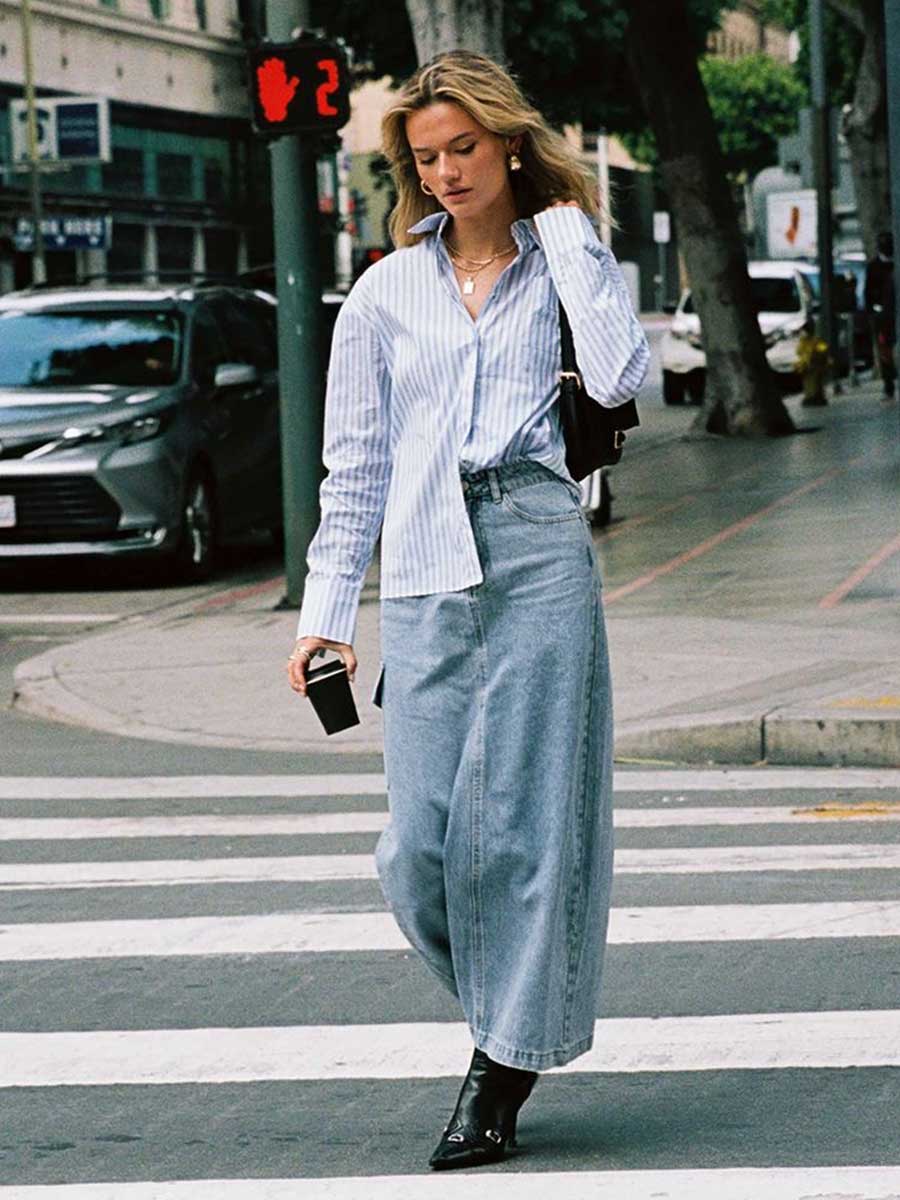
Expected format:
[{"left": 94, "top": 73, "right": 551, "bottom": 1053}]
[
  {"left": 102, "top": 147, "right": 145, "bottom": 195},
  {"left": 157, "top": 152, "right": 193, "bottom": 199},
  {"left": 203, "top": 159, "right": 226, "bottom": 203},
  {"left": 157, "top": 226, "right": 194, "bottom": 278},
  {"left": 107, "top": 223, "right": 145, "bottom": 280},
  {"left": 195, "top": 0, "right": 208, "bottom": 29},
  {"left": 148, "top": 0, "right": 170, "bottom": 19}
]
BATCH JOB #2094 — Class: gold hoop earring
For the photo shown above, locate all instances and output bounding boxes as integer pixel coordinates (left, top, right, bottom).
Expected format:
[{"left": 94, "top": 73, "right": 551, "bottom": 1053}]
[
  {"left": 420, "top": 179, "right": 434, "bottom": 195},
  {"left": 508, "top": 154, "right": 522, "bottom": 171}
]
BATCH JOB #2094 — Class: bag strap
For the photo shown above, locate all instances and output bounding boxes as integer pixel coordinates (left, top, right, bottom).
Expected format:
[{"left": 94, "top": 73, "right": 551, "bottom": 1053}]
[{"left": 558, "top": 300, "right": 582, "bottom": 389}]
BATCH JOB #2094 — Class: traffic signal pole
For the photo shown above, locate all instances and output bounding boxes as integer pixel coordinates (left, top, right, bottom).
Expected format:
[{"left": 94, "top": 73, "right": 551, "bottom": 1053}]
[
  {"left": 887, "top": 0, "right": 900, "bottom": 355},
  {"left": 810, "top": 0, "right": 836, "bottom": 376},
  {"left": 265, "top": 0, "right": 325, "bottom": 610},
  {"left": 20, "top": 0, "right": 47, "bottom": 284}
]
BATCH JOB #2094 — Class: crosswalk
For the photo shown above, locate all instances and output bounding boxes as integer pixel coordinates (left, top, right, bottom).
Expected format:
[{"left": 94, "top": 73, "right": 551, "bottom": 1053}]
[{"left": 1, "top": 767, "right": 899, "bottom": 1196}]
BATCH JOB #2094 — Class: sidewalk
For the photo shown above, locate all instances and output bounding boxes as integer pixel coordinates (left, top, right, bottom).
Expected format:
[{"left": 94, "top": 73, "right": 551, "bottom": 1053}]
[{"left": 11, "top": 377, "right": 900, "bottom": 766}]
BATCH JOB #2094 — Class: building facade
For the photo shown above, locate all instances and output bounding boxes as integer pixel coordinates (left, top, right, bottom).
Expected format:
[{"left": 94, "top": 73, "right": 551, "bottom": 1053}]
[{"left": 0, "top": 0, "right": 272, "bottom": 292}]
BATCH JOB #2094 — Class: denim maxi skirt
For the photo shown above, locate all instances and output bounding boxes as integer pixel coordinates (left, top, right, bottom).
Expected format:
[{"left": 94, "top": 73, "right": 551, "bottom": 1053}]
[{"left": 374, "top": 458, "right": 614, "bottom": 1072}]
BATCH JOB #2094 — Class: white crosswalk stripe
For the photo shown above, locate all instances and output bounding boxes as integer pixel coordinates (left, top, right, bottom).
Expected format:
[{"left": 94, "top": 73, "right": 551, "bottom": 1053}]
[
  {"left": 3, "top": 1010, "right": 899, "bottom": 1088},
  {"left": 1, "top": 766, "right": 899, "bottom": 800},
  {"left": 3, "top": 841, "right": 899, "bottom": 890},
  {"left": 3, "top": 900, "right": 900, "bottom": 961},
  {"left": 1, "top": 769, "right": 898, "bottom": 1191},
  {"left": 2, "top": 1165, "right": 900, "bottom": 1199}
]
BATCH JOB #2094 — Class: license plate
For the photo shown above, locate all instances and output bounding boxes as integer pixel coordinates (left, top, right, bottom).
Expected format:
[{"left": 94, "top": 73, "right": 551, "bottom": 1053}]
[{"left": 0, "top": 496, "right": 16, "bottom": 529}]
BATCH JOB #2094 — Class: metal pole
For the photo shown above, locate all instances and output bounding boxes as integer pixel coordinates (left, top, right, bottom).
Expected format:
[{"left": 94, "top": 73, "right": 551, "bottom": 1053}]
[
  {"left": 596, "top": 127, "right": 612, "bottom": 247},
  {"left": 810, "top": 0, "right": 836, "bottom": 393},
  {"left": 265, "top": 0, "right": 325, "bottom": 610},
  {"left": 20, "top": 0, "right": 46, "bottom": 284},
  {"left": 886, "top": 0, "right": 900, "bottom": 356}
]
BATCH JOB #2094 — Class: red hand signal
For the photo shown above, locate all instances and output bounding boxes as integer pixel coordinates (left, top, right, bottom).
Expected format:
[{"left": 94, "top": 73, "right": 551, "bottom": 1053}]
[{"left": 257, "top": 57, "right": 300, "bottom": 123}]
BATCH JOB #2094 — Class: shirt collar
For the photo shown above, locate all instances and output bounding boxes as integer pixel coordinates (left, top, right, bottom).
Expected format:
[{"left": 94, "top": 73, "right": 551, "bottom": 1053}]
[{"left": 407, "top": 210, "right": 539, "bottom": 252}]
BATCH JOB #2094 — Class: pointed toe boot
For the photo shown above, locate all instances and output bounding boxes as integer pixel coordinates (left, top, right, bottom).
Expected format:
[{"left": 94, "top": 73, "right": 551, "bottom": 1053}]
[{"left": 428, "top": 1047, "right": 538, "bottom": 1171}]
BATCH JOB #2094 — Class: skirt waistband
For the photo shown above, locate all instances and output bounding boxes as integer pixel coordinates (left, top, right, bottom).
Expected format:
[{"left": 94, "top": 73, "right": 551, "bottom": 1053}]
[{"left": 459, "top": 458, "right": 574, "bottom": 501}]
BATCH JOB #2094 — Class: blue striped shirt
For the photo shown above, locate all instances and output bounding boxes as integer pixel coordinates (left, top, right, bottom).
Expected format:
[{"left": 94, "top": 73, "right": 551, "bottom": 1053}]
[{"left": 296, "top": 204, "right": 649, "bottom": 645}]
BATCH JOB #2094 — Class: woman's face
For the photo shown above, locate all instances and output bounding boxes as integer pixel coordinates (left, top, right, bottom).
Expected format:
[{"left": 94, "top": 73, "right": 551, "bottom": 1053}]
[{"left": 406, "top": 100, "right": 519, "bottom": 220}]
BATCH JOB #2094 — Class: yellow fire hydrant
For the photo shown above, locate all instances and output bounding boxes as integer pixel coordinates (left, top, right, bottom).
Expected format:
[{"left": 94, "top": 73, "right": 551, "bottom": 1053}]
[{"left": 795, "top": 320, "right": 831, "bottom": 407}]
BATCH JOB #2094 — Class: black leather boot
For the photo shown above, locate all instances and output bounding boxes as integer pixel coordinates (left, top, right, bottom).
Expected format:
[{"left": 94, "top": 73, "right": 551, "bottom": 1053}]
[{"left": 428, "top": 1047, "right": 539, "bottom": 1170}]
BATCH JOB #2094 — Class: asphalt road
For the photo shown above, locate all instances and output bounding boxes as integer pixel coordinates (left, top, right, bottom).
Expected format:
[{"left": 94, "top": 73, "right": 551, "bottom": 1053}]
[{"left": 0, "top": 637, "right": 898, "bottom": 1194}]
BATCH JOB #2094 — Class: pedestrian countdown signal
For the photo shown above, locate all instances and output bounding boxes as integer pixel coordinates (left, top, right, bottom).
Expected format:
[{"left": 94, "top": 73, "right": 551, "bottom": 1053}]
[{"left": 248, "top": 37, "right": 350, "bottom": 138}]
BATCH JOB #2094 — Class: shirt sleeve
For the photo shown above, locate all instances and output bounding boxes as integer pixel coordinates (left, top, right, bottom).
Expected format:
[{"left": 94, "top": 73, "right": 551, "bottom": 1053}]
[
  {"left": 296, "top": 276, "right": 392, "bottom": 646},
  {"left": 533, "top": 205, "right": 650, "bottom": 408}
]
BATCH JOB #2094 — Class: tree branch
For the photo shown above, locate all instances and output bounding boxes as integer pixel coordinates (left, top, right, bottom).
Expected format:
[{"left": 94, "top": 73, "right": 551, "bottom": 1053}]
[{"left": 824, "top": 0, "right": 865, "bottom": 34}]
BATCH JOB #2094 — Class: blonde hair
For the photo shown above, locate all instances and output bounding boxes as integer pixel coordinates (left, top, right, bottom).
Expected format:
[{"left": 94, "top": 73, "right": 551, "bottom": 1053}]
[{"left": 381, "top": 50, "right": 614, "bottom": 249}]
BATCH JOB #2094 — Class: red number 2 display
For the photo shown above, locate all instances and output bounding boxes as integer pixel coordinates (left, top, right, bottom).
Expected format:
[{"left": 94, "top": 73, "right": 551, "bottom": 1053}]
[{"left": 316, "top": 58, "right": 340, "bottom": 117}]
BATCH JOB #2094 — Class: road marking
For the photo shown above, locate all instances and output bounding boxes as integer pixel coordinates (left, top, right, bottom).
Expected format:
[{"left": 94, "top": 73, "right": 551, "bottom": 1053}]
[
  {"left": 1, "top": 767, "right": 900, "bottom": 800},
  {"left": 826, "top": 695, "right": 900, "bottom": 709},
  {"left": 604, "top": 460, "right": 860, "bottom": 604},
  {"left": 0, "top": 614, "right": 123, "bottom": 625},
  {"left": 3, "top": 900, "right": 899, "bottom": 962},
  {"left": 3, "top": 803, "right": 898, "bottom": 841},
  {"left": 1, "top": 1010, "right": 898, "bottom": 1087},
  {"left": 819, "top": 530, "right": 900, "bottom": 608},
  {"left": 2, "top": 844, "right": 899, "bottom": 890},
  {"left": 2, "top": 1167, "right": 900, "bottom": 1199}
]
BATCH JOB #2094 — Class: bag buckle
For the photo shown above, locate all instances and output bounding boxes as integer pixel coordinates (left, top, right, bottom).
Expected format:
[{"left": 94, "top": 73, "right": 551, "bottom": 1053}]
[
  {"left": 614, "top": 430, "right": 626, "bottom": 450},
  {"left": 559, "top": 370, "right": 582, "bottom": 388}
]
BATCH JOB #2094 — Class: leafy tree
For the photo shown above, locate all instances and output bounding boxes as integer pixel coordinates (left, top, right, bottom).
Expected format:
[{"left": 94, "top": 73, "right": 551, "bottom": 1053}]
[
  {"left": 624, "top": 0, "right": 794, "bottom": 436},
  {"left": 622, "top": 53, "right": 806, "bottom": 183}
]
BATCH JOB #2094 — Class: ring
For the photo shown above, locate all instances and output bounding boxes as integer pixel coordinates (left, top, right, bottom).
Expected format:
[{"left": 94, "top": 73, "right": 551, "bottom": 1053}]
[{"left": 288, "top": 647, "right": 312, "bottom": 663}]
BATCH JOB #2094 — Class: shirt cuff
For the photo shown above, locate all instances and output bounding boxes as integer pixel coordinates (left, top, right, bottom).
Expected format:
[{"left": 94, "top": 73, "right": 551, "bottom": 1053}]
[
  {"left": 296, "top": 573, "right": 363, "bottom": 646},
  {"left": 533, "top": 205, "right": 600, "bottom": 264}
]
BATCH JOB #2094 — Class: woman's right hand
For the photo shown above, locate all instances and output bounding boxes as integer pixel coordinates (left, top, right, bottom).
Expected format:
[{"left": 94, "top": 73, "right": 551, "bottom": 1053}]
[{"left": 286, "top": 637, "right": 357, "bottom": 697}]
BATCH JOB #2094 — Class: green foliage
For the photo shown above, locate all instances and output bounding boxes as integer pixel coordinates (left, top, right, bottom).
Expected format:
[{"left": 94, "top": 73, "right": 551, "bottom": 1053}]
[
  {"left": 621, "top": 52, "right": 805, "bottom": 179},
  {"left": 758, "top": 0, "right": 863, "bottom": 106},
  {"left": 309, "top": 0, "right": 728, "bottom": 134}
]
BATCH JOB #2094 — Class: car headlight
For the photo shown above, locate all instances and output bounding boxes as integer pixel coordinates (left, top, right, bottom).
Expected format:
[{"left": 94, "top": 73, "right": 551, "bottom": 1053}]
[{"left": 62, "top": 411, "right": 173, "bottom": 448}]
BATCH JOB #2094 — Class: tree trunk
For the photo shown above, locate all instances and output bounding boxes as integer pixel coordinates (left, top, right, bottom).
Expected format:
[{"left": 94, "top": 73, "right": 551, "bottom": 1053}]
[
  {"left": 625, "top": 0, "right": 794, "bottom": 436},
  {"left": 830, "top": 0, "right": 890, "bottom": 257},
  {"left": 405, "top": 0, "right": 504, "bottom": 63}
]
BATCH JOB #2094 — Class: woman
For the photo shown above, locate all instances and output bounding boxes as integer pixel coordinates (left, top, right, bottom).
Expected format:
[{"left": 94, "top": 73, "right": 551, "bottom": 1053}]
[{"left": 287, "top": 50, "right": 649, "bottom": 1170}]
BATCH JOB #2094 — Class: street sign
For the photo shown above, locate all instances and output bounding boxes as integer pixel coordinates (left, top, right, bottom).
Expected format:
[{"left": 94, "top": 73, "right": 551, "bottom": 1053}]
[
  {"left": 247, "top": 35, "right": 350, "bottom": 138},
  {"left": 15, "top": 214, "right": 111, "bottom": 252},
  {"left": 767, "top": 190, "right": 817, "bottom": 259},
  {"left": 653, "top": 211, "right": 671, "bottom": 244},
  {"left": 9, "top": 96, "right": 111, "bottom": 166}
]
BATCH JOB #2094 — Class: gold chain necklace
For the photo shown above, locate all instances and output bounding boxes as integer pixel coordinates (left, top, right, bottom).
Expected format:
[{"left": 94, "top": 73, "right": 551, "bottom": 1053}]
[{"left": 445, "top": 240, "right": 517, "bottom": 295}]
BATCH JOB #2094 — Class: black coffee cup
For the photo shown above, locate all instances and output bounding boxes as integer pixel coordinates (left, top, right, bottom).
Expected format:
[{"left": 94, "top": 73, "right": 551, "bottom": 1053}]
[{"left": 305, "top": 656, "right": 360, "bottom": 735}]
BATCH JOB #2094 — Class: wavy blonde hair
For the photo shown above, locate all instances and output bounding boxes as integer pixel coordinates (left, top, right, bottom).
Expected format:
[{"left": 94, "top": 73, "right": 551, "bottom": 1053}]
[{"left": 381, "top": 50, "right": 614, "bottom": 249}]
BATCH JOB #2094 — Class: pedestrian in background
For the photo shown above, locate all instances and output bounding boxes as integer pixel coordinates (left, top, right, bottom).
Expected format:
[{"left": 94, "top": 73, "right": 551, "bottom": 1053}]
[
  {"left": 795, "top": 317, "right": 831, "bottom": 407},
  {"left": 286, "top": 49, "right": 648, "bottom": 1171},
  {"left": 865, "top": 230, "right": 896, "bottom": 402}
]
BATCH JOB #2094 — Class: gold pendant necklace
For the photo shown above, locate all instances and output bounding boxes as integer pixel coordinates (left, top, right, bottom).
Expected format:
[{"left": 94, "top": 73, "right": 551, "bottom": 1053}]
[{"left": 446, "top": 241, "right": 516, "bottom": 295}]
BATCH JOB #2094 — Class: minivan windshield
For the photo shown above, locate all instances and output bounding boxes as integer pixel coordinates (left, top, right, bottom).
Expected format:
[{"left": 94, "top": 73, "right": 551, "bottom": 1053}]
[
  {"left": 0, "top": 309, "right": 183, "bottom": 388},
  {"left": 683, "top": 276, "right": 801, "bottom": 315}
]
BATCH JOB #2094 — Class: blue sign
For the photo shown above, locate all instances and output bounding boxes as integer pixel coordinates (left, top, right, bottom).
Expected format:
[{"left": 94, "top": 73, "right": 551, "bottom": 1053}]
[
  {"left": 15, "top": 215, "right": 111, "bottom": 252},
  {"left": 57, "top": 102, "right": 102, "bottom": 161}
]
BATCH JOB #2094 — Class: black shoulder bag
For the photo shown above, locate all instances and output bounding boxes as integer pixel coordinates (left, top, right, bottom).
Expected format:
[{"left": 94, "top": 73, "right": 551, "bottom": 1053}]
[{"left": 557, "top": 300, "right": 640, "bottom": 481}]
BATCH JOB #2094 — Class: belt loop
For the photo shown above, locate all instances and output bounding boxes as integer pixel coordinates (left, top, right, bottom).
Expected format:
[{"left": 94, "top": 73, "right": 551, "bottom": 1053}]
[{"left": 488, "top": 468, "right": 503, "bottom": 503}]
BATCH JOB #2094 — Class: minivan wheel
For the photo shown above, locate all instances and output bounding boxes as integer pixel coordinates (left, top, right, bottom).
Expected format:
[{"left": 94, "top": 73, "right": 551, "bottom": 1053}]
[
  {"left": 172, "top": 469, "right": 217, "bottom": 583},
  {"left": 662, "top": 370, "right": 687, "bottom": 405}
]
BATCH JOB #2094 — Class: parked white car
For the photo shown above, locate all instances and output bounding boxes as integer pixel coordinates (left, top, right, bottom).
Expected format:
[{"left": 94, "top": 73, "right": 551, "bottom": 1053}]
[{"left": 660, "top": 260, "right": 816, "bottom": 405}]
